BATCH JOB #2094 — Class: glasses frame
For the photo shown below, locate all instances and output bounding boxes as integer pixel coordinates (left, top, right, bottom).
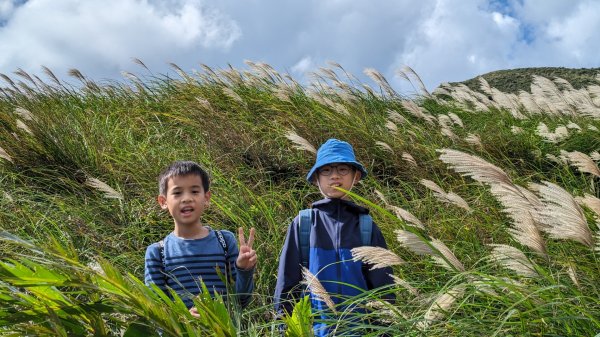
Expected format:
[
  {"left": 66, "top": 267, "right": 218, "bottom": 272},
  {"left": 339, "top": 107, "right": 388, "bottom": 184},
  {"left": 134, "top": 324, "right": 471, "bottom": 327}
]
[{"left": 316, "top": 164, "right": 355, "bottom": 176}]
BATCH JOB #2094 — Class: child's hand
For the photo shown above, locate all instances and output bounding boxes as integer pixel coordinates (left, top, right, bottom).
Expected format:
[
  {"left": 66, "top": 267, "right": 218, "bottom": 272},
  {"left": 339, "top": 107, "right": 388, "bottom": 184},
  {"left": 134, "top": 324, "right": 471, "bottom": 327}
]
[
  {"left": 236, "top": 227, "right": 257, "bottom": 270},
  {"left": 189, "top": 306, "right": 200, "bottom": 317}
]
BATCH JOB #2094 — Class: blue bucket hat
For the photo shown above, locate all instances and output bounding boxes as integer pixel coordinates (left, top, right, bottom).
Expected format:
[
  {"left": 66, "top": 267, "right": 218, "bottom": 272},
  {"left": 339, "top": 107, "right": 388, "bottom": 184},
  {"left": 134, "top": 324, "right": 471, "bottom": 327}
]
[{"left": 306, "top": 138, "right": 368, "bottom": 182}]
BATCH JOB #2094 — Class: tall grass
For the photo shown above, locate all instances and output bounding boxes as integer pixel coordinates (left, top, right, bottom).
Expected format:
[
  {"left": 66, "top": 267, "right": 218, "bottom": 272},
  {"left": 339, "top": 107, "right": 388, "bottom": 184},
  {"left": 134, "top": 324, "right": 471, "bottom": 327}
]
[{"left": 1, "top": 63, "right": 599, "bottom": 336}]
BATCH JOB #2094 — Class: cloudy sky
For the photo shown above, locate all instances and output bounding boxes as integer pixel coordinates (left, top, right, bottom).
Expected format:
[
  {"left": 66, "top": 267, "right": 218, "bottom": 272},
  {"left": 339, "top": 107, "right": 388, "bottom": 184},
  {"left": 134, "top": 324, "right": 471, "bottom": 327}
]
[{"left": 1, "top": 0, "right": 599, "bottom": 93}]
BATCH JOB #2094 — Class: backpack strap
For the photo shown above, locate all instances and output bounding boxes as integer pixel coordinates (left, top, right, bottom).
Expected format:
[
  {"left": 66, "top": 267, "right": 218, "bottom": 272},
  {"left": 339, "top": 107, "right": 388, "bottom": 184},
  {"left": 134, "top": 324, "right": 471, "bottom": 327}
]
[
  {"left": 214, "top": 230, "right": 231, "bottom": 281},
  {"left": 158, "top": 239, "right": 167, "bottom": 285},
  {"left": 358, "top": 214, "right": 373, "bottom": 246},
  {"left": 298, "top": 209, "right": 312, "bottom": 268}
]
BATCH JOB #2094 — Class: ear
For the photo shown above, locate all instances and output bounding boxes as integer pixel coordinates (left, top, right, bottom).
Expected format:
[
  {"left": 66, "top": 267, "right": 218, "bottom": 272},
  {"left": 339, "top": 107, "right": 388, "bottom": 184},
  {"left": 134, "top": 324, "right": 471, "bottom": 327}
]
[
  {"left": 204, "top": 191, "right": 212, "bottom": 206},
  {"left": 157, "top": 195, "right": 168, "bottom": 209}
]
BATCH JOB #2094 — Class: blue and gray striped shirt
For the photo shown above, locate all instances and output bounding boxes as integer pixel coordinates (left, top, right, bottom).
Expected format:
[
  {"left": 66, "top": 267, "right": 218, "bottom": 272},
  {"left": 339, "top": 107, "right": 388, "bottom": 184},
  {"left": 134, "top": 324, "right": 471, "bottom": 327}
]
[{"left": 144, "top": 228, "right": 254, "bottom": 308}]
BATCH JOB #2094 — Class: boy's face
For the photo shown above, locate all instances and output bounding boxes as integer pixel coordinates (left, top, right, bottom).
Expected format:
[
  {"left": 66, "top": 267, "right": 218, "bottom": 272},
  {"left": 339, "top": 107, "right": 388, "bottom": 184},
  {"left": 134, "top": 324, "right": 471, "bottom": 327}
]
[
  {"left": 157, "top": 174, "right": 211, "bottom": 228},
  {"left": 313, "top": 163, "right": 360, "bottom": 199}
]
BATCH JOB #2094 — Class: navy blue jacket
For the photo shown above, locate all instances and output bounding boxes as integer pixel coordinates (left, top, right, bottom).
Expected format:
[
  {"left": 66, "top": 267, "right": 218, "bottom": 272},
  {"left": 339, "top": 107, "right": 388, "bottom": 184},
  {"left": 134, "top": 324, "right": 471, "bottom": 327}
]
[{"left": 274, "top": 198, "right": 394, "bottom": 331}]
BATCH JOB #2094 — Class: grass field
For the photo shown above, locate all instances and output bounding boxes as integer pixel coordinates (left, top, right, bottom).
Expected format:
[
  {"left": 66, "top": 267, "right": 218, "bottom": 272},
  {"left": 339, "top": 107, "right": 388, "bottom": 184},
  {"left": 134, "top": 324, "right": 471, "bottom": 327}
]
[{"left": 1, "top": 62, "right": 599, "bottom": 336}]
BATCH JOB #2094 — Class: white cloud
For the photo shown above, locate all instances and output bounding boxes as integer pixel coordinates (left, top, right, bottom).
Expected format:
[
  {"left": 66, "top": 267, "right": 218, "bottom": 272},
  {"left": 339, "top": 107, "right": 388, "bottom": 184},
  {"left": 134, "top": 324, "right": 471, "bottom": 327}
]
[
  {"left": 0, "top": 0, "right": 240, "bottom": 79},
  {"left": 0, "top": 0, "right": 599, "bottom": 92}
]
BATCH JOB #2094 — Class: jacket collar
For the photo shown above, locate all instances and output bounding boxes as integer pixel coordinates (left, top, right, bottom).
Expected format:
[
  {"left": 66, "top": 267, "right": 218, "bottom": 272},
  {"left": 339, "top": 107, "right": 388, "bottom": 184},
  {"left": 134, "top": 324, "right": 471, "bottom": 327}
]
[{"left": 311, "top": 197, "right": 369, "bottom": 214}]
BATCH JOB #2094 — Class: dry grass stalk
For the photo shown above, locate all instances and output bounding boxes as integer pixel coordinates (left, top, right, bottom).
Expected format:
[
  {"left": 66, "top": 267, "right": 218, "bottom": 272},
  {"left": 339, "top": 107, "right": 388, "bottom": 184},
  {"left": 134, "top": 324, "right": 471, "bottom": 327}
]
[
  {"left": 395, "top": 230, "right": 433, "bottom": 255},
  {"left": 376, "top": 141, "right": 393, "bottom": 153},
  {"left": 85, "top": 178, "right": 123, "bottom": 200},
  {"left": 0, "top": 147, "right": 13, "bottom": 163},
  {"left": 389, "top": 205, "right": 425, "bottom": 229},
  {"left": 430, "top": 239, "right": 465, "bottom": 272},
  {"left": 561, "top": 150, "right": 600, "bottom": 177},
  {"left": 464, "top": 134, "right": 482, "bottom": 148},
  {"left": 284, "top": 131, "right": 316, "bottom": 154},
  {"left": 534, "top": 181, "right": 593, "bottom": 247},
  {"left": 391, "top": 275, "right": 419, "bottom": 296},
  {"left": 402, "top": 152, "right": 418, "bottom": 167},
  {"left": 351, "top": 246, "right": 405, "bottom": 270},
  {"left": 575, "top": 194, "right": 600, "bottom": 217},
  {"left": 418, "top": 285, "right": 465, "bottom": 330},
  {"left": 301, "top": 267, "right": 336, "bottom": 313},
  {"left": 489, "top": 244, "right": 538, "bottom": 278},
  {"left": 438, "top": 148, "right": 513, "bottom": 186}
]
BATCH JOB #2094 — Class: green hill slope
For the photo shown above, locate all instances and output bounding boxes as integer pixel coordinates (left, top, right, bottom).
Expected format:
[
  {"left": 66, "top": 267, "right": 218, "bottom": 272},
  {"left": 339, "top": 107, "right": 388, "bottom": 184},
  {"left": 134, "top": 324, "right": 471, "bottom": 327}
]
[{"left": 453, "top": 66, "right": 600, "bottom": 93}]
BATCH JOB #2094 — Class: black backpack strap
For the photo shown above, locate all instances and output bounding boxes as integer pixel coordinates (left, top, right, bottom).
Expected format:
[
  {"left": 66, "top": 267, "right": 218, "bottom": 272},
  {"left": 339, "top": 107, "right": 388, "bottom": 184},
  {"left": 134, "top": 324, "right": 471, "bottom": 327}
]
[
  {"left": 215, "top": 230, "right": 231, "bottom": 281},
  {"left": 298, "top": 209, "right": 312, "bottom": 268},
  {"left": 158, "top": 239, "right": 167, "bottom": 285}
]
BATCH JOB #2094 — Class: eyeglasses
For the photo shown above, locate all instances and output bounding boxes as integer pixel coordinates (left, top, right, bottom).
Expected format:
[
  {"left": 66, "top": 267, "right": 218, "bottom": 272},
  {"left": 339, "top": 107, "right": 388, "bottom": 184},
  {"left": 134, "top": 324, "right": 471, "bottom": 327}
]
[{"left": 317, "top": 164, "right": 354, "bottom": 176}]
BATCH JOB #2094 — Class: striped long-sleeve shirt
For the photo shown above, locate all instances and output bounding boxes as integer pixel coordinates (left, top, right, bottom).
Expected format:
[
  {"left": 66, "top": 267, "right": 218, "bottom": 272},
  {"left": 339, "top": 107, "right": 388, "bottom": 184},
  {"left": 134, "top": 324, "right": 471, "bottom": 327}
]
[{"left": 144, "top": 228, "right": 254, "bottom": 308}]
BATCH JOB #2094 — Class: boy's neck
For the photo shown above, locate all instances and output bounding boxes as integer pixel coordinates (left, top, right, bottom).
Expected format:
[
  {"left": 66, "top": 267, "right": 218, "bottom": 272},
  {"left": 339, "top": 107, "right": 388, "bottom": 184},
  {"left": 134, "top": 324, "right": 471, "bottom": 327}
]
[{"left": 173, "top": 223, "right": 209, "bottom": 239}]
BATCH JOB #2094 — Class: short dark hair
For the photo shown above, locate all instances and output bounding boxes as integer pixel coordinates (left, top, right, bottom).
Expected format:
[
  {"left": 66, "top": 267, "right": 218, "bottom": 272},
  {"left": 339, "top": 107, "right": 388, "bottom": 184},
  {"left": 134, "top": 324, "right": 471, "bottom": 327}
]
[{"left": 158, "top": 161, "right": 210, "bottom": 196}]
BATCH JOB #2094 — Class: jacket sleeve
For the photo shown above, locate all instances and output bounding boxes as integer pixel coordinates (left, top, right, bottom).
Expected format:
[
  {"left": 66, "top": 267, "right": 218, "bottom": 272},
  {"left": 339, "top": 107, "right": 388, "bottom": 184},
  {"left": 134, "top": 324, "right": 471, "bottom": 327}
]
[
  {"left": 224, "top": 230, "right": 254, "bottom": 308},
  {"left": 364, "top": 222, "right": 396, "bottom": 303},
  {"left": 273, "top": 216, "right": 303, "bottom": 316}
]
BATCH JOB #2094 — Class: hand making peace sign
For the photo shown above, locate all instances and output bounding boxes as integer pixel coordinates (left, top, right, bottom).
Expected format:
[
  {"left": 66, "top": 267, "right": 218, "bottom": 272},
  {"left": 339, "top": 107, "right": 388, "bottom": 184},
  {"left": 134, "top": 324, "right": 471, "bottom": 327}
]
[{"left": 236, "top": 227, "right": 257, "bottom": 270}]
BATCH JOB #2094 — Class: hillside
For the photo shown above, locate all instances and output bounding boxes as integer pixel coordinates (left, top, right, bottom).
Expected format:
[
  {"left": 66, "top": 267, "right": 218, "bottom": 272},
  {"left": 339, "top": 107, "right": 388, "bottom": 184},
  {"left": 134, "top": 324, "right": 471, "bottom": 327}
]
[
  {"left": 453, "top": 66, "right": 600, "bottom": 94},
  {"left": 0, "top": 63, "right": 599, "bottom": 336}
]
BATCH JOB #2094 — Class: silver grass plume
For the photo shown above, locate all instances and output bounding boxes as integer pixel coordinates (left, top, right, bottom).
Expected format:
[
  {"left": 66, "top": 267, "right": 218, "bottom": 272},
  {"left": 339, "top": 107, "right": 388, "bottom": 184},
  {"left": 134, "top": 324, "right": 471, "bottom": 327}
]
[
  {"left": 567, "top": 264, "right": 580, "bottom": 288},
  {"left": 590, "top": 151, "right": 600, "bottom": 161},
  {"left": 430, "top": 239, "right": 465, "bottom": 272},
  {"left": 222, "top": 87, "right": 245, "bottom": 105},
  {"left": 389, "top": 205, "right": 425, "bottom": 229},
  {"left": 438, "top": 149, "right": 513, "bottom": 186},
  {"left": 364, "top": 68, "right": 398, "bottom": 98},
  {"left": 395, "top": 230, "right": 434, "bottom": 255},
  {"left": 511, "top": 126, "right": 524, "bottom": 135},
  {"left": 376, "top": 141, "right": 394, "bottom": 153},
  {"left": 589, "top": 125, "right": 599, "bottom": 132},
  {"left": 533, "top": 181, "right": 593, "bottom": 247},
  {"left": 15, "top": 107, "right": 34, "bottom": 121},
  {"left": 15, "top": 119, "right": 32, "bottom": 135},
  {"left": 402, "top": 152, "right": 418, "bottom": 167},
  {"left": 388, "top": 110, "right": 407, "bottom": 124},
  {"left": 351, "top": 246, "right": 405, "bottom": 270},
  {"left": 437, "top": 115, "right": 453, "bottom": 129},
  {"left": 566, "top": 122, "right": 582, "bottom": 131},
  {"left": 0, "top": 147, "right": 13, "bottom": 163},
  {"left": 575, "top": 194, "right": 600, "bottom": 218},
  {"left": 488, "top": 244, "right": 538, "bottom": 278},
  {"left": 420, "top": 179, "right": 472, "bottom": 212},
  {"left": 385, "top": 121, "right": 398, "bottom": 134},
  {"left": 85, "top": 178, "right": 123, "bottom": 200},
  {"left": 391, "top": 275, "right": 419, "bottom": 296},
  {"left": 464, "top": 134, "right": 482, "bottom": 148},
  {"left": 561, "top": 150, "right": 600, "bottom": 178},
  {"left": 489, "top": 183, "right": 547, "bottom": 255},
  {"left": 301, "top": 267, "right": 336, "bottom": 313},
  {"left": 398, "top": 65, "right": 431, "bottom": 97},
  {"left": 284, "top": 131, "right": 317, "bottom": 154},
  {"left": 418, "top": 285, "right": 465, "bottom": 330}
]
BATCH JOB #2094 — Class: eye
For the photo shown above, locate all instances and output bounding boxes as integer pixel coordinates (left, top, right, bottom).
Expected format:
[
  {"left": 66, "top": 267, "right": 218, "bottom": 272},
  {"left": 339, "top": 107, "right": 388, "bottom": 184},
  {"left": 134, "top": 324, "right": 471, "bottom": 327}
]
[
  {"left": 319, "top": 166, "right": 332, "bottom": 175},
  {"left": 338, "top": 166, "right": 350, "bottom": 175}
]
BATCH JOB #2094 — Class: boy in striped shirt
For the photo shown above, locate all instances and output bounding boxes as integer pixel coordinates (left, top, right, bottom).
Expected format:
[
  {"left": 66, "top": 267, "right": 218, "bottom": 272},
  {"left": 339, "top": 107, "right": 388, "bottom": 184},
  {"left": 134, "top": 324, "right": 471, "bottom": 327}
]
[{"left": 144, "top": 161, "right": 256, "bottom": 313}]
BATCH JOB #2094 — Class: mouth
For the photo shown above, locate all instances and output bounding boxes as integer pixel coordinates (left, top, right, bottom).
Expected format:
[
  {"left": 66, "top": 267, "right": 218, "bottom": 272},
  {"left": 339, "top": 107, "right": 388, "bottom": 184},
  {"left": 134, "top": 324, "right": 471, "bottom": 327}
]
[
  {"left": 181, "top": 206, "right": 194, "bottom": 215},
  {"left": 329, "top": 183, "right": 341, "bottom": 188}
]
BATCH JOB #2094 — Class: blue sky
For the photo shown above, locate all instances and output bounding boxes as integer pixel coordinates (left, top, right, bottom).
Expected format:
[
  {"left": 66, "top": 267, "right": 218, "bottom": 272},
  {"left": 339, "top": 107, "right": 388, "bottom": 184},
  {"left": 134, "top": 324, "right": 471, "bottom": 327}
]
[{"left": 1, "top": 0, "right": 599, "bottom": 93}]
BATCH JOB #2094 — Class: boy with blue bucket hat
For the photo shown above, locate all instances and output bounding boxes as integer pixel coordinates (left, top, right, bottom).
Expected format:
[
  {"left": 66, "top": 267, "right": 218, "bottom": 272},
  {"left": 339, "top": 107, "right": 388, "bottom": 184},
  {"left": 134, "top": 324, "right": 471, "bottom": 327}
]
[{"left": 274, "top": 139, "right": 394, "bottom": 336}]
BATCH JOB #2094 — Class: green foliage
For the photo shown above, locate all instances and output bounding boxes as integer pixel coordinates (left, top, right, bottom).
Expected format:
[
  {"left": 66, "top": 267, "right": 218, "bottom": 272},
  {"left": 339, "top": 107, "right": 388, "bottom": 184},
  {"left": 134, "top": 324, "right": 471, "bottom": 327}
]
[{"left": 1, "top": 64, "right": 599, "bottom": 336}]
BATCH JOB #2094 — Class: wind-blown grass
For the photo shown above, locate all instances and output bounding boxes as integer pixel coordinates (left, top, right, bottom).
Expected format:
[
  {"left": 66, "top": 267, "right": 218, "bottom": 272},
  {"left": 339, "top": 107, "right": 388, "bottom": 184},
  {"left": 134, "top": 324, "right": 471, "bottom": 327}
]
[{"left": 1, "top": 63, "right": 599, "bottom": 336}]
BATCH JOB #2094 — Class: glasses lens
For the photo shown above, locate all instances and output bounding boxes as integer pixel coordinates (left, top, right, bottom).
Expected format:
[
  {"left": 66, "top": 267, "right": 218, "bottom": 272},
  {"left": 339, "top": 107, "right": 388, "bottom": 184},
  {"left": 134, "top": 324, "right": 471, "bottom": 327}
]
[
  {"left": 318, "top": 166, "right": 333, "bottom": 176},
  {"left": 337, "top": 164, "right": 351, "bottom": 175}
]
